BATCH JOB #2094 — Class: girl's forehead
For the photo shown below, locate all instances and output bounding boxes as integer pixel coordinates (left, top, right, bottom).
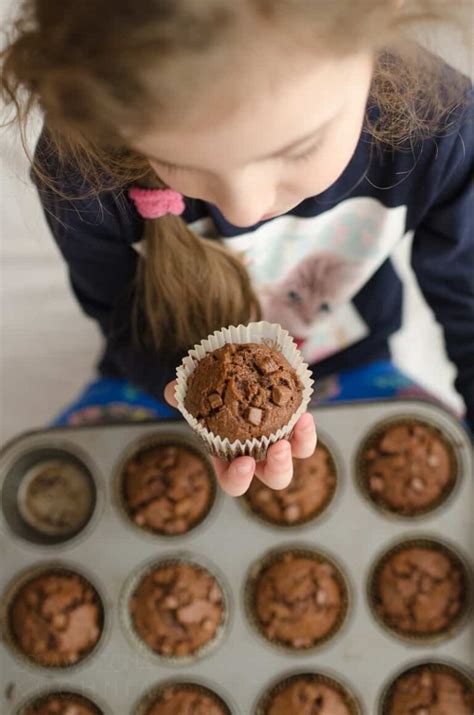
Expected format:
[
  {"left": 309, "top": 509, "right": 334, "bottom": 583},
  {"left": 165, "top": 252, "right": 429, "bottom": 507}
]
[{"left": 134, "top": 50, "right": 373, "bottom": 171}]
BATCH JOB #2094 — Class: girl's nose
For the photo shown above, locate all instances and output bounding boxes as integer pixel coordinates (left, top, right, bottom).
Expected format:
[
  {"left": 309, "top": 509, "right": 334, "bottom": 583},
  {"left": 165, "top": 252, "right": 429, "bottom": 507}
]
[{"left": 211, "top": 170, "right": 276, "bottom": 227}]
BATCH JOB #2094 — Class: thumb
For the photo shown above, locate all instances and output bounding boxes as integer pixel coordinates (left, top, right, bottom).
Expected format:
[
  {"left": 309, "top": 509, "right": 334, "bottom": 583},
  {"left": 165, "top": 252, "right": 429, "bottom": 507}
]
[{"left": 164, "top": 380, "right": 178, "bottom": 408}]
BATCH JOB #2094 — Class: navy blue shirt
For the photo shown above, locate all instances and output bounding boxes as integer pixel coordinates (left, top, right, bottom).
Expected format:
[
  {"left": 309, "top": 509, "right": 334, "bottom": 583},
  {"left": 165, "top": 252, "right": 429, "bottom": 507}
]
[{"left": 32, "top": 76, "right": 474, "bottom": 429}]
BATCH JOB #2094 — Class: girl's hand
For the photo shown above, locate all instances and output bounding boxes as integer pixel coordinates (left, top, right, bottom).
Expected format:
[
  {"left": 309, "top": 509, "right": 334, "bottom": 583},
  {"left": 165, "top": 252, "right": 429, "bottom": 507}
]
[{"left": 164, "top": 381, "right": 317, "bottom": 497}]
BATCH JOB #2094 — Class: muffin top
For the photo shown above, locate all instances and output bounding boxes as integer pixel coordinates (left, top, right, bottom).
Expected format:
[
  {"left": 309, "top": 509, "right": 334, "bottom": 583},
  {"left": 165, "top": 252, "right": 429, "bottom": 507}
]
[
  {"left": 374, "top": 546, "right": 465, "bottom": 636},
  {"left": 22, "top": 694, "right": 101, "bottom": 715},
  {"left": 363, "top": 422, "right": 454, "bottom": 516},
  {"left": 244, "top": 443, "right": 336, "bottom": 526},
  {"left": 184, "top": 343, "right": 302, "bottom": 442},
  {"left": 123, "top": 444, "right": 213, "bottom": 535},
  {"left": 252, "top": 553, "right": 345, "bottom": 649},
  {"left": 265, "top": 677, "right": 352, "bottom": 715},
  {"left": 10, "top": 572, "right": 102, "bottom": 666},
  {"left": 146, "top": 685, "right": 228, "bottom": 715},
  {"left": 130, "top": 562, "right": 224, "bottom": 658},
  {"left": 387, "top": 667, "right": 474, "bottom": 715}
]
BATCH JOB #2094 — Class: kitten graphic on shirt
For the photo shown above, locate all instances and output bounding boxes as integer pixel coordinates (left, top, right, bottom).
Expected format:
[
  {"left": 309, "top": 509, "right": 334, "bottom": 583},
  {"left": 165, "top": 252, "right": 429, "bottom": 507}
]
[{"left": 259, "top": 251, "right": 366, "bottom": 347}]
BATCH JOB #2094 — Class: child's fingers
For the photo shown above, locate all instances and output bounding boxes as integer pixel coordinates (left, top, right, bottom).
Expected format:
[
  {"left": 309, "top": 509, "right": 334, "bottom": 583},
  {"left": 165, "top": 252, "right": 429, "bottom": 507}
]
[
  {"left": 164, "top": 380, "right": 178, "bottom": 408},
  {"left": 254, "top": 440, "right": 293, "bottom": 490},
  {"left": 213, "top": 456, "right": 255, "bottom": 497},
  {"left": 289, "top": 412, "right": 317, "bottom": 459}
]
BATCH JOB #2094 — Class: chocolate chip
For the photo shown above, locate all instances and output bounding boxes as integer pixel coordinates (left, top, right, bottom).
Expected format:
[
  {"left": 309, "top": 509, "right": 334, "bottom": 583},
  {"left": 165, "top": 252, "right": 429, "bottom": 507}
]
[
  {"left": 207, "top": 392, "right": 223, "bottom": 410},
  {"left": 255, "top": 355, "right": 278, "bottom": 375},
  {"left": 247, "top": 407, "right": 263, "bottom": 426},
  {"left": 272, "top": 385, "right": 291, "bottom": 406}
]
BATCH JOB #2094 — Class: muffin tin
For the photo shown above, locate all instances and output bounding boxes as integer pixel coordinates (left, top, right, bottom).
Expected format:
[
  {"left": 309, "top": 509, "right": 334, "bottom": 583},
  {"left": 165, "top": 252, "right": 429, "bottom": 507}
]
[{"left": 1, "top": 399, "right": 473, "bottom": 714}]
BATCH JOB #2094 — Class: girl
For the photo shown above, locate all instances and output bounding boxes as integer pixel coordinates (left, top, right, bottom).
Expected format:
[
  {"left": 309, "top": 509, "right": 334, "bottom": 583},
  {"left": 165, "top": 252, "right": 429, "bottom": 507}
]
[{"left": 2, "top": 1, "right": 473, "bottom": 497}]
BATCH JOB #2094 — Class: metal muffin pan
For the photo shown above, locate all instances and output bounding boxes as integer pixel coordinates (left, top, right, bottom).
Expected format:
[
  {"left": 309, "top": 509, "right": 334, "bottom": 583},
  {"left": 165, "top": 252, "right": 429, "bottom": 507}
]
[{"left": 0, "top": 399, "right": 473, "bottom": 714}]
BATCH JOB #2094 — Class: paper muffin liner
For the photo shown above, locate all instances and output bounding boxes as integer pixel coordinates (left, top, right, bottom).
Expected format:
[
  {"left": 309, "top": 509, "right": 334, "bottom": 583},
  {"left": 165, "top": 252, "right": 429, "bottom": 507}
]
[
  {"left": 114, "top": 432, "right": 218, "bottom": 539},
  {"left": 119, "top": 552, "right": 230, "bottom": 666},
  {"left": 255, "top": 670, "right": 363, "bottom": 715},
  {"left": 1, "top": 562, "right": 107, "bottom": 673},
  {"left": 133, "top": 679, "right": 233, "bottom": 715},
  {"left": 175, "top": 322, "right": 314, "bottom": 461},
  {"left": 367, "top": 535, "right": 473, "bottom": 645},
  {"left": 378, "top": 659, "right": 474, "bottom": 715},
  {"left": 243, "top": 544, "right": 351, "bottom": 654},
  {"left": 355, "top": 415, "right": 460, "bottom": 520},
  {"left": 15, "top": 688, "right": 107, "bottom": 715}
]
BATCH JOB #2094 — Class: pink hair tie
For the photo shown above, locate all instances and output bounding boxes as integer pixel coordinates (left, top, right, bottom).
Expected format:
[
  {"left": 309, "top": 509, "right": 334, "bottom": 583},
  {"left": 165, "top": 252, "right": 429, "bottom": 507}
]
[{"left": 128, "top": 187, "right": 185, "bottom": 219}]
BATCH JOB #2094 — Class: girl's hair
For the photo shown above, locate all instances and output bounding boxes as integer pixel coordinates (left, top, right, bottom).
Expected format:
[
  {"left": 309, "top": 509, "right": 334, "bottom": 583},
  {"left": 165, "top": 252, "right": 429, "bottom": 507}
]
[{"left": 1, "top": 0, "right": 470, "bottom": 354}]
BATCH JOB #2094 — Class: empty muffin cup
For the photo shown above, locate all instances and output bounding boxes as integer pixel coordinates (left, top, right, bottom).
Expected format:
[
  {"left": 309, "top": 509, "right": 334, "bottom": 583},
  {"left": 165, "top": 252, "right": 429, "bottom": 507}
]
[
  {"left": 379, "top": 660, "right": 474, "bottom": 715},
  {"left": 255, "top": 671, "right": 362, "bottom": 715},
  {"left": 121, "top": 555, "right": 229, "bottom": 664},
  {"left": 242, "top": 438, "right": 338, "bottom": 528},
  {"left": 356, "top": 417, "right": 459, "bottom": 518},
  {"left": 133, "top": 680, "right": 232, "bottom": 715},
  {"left": 1, "top": 446, "right": 97, "bottom": 546},
  {"left": 2, "top": 563, "right": 106, "bottom": 670},
  {"left": 244, "top": 546, "right": 350, "bottom": 652},
  {"left": 368, "top": 536, "right": 472, "bottom": 644},
  {"left": 116, "top": 435, "right": 217, "bottom": 537},
  {"left": 16, "top": 690, "right": 104, "bottom": 715}
]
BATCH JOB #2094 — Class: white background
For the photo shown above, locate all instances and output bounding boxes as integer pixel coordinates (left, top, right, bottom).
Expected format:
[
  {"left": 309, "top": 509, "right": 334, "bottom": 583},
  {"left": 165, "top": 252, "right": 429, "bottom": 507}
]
[{"left": 0, "top": 0, "right": 473, "bottom": 444}]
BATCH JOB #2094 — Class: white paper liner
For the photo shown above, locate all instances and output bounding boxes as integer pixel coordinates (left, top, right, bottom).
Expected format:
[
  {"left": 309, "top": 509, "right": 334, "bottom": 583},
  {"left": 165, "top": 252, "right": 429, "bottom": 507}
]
[{"left": 175, "top": 322, "right": 314, "bottom": 461}]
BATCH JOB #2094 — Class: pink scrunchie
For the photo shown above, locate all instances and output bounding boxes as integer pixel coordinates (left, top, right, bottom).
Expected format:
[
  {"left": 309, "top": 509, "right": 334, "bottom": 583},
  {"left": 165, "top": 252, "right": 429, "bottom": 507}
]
[{"left": 128, "top": 187, "right": 185, "bottom": 219}]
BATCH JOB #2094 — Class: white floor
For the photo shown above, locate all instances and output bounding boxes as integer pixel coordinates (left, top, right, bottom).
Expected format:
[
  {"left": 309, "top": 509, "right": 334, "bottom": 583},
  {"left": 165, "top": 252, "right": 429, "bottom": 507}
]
[{"left": 0, "top": 2, "right": 472, "bottom": 445}]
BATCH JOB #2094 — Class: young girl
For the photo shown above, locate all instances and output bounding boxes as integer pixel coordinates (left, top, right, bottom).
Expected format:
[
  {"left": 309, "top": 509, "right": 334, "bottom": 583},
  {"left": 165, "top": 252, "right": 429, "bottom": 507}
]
[{"left": 2, "top": 1, "right": 473, "bottom": 497}]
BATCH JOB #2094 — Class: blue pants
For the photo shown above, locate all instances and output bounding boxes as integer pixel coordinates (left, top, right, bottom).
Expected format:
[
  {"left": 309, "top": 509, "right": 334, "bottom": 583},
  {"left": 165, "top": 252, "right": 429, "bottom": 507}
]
[{"left": 51, "top": 361, "right": 444, "bottom": 427}]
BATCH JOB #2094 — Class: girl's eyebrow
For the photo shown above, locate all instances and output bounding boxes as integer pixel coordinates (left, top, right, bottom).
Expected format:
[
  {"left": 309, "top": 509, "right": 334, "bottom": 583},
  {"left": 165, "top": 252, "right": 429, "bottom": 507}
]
[{"left": 146, "top": 116, "right": 333, "bottom": 170}]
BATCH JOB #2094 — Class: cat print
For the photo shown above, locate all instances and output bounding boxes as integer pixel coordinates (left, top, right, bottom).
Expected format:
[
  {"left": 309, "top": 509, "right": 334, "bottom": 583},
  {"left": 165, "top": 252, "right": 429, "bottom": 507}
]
[{"left": 259, "top": 251, "right": 367, "bottom": 347}]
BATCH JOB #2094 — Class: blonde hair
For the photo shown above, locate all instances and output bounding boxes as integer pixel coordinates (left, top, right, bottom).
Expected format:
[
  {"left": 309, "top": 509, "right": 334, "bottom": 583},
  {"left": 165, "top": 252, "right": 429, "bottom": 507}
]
[{"left": 1, "top": 0, "right": 470, "bottom": 353}]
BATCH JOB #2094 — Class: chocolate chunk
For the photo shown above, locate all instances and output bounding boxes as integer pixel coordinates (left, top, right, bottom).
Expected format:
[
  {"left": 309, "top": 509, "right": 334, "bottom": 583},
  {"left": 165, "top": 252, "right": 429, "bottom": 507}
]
[
  {"left": 247, "top": 407, "right": 263, "bottom": 426},
  {"left": 255, "top": 354, "right": 278, "bottom": 375},
  {"left": 272, "top": 385, "right": 292, "bottom": 406},
  {"left": 208, "top": 393, "right": 223, "bottom": 410}
]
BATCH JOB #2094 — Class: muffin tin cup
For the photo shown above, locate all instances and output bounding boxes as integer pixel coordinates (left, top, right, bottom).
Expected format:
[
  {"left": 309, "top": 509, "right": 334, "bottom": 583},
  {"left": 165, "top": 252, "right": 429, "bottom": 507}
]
[
  {"left": 113, "top": 432, "right": 220, "bottom": 540},
  {"left": 243, "top": 544, "right": 352, "bottom": 655},
  {"left": 119, "top": 552, "right": 231, "bottom": 667},
  {"left": 0, "top": 561, "right": 109, "bottom": 674},
  {"left": 254, "top": 669, "right": 364, "bottom": 715},
  {"left": 175, "top": 321, "right": 314, "bottom": 461},
  {"left": 355, "top": 415, "right": 461, "bottom": 521},
  {"left": 0, "top": 440, "right": 102, "bottom": 549},
  {"left": 132, "top": 678, "right": 235, "bottom": 715},
  {"left": 367, "top": 534, "right": 473, "bottom": 646},
  {"left": 238, "top": 432, "right": 341, "bottom": 531},
  {"left": 14, "top": 686, "right": 112, "bottom": 715},
  {"left": 377, "top": 658, "right": 474, "bottom": 715}
]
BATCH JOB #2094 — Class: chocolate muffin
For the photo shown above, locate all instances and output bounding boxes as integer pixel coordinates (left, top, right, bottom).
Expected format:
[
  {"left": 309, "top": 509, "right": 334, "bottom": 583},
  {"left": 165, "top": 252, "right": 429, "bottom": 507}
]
[
  {"left": 261, "top": 675, "right": 355, "bottom": 715},
  {"left": 361, "top": 421, "right": 456, "bottom": 516},
  {"left": 122, "top": 444, "right": 214, "bottom": 535},
  {"left": 184, "top": 343, "right": 303, "bottom": 442},
  {"left": 144, "top": 684, "right": 229, "bottom": 715},
  {"left": 244, "top": 443, "right": 336, "bottom": 526},
  {"left": 21, "top": 693, "right": 101, "bottom": 715},
  {"left": 129, "top": 562, "right": 225, "bottom": 658},
  {"left": 372, "top": 544, "right": 467, "bottom": 638},
  {"left": 385, "top": 666, "right": 474, "bottom": 715},
  {"left": 249, "top": 551, "right": 347, "bottom": 649},
  {"left": 9, "top": 570, "right": 103, "bottom": 666}
]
